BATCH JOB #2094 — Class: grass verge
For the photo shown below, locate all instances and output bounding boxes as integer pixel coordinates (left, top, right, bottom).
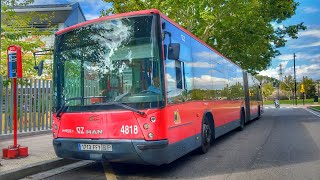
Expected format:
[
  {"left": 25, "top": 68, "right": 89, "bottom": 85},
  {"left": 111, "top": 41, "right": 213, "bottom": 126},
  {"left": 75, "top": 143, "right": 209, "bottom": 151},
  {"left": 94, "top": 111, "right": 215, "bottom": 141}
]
[{"left": 264, "top": 99, "right": 318, "bottom": 105}]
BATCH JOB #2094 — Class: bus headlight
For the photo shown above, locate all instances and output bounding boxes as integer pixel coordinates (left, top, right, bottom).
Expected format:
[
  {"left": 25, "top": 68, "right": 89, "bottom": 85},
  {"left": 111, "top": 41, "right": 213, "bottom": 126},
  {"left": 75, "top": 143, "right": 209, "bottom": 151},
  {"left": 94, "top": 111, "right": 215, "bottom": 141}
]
[
  {"left": 148, "top": 133, "right": 154, "bottom": 139},
  {"left": 53, "top": 132, "right": 56, "bottom": 138},
  {"left": 143, "top": 123, "right": 149, "bottom": 129},
  {"left": 150, "top": 116, "right": 156, "bottom": 123}
]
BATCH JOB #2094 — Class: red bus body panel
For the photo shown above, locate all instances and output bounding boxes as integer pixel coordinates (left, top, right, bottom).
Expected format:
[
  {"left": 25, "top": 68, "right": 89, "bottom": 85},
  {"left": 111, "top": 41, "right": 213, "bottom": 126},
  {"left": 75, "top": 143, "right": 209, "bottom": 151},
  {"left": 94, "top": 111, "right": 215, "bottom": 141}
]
[{"left": 53, "top": 109, "right": 168, "bottom": 141}]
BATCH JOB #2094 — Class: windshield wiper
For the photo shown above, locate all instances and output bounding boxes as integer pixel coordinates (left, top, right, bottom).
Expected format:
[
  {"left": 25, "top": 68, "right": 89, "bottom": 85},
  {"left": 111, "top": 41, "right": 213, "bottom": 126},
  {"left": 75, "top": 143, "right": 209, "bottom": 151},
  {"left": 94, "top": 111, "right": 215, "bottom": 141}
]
[
  {"left": 56, "top": 96, "right": 108, "bottom": 117},
  {"left": 56, "top": 96, "right": 145, "bottom": 117},
  {"left": 93, "top": 102, "right": 145, "bottom": 115}
]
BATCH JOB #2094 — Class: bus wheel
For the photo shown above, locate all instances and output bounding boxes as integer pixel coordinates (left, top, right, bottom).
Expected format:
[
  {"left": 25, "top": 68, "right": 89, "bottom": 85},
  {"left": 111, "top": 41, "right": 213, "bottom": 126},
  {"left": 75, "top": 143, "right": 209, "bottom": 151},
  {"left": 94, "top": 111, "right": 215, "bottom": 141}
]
[
  {"left": 238, "top": 110, "right": 245, "bottom": 131},
  {"left": 198, "top": 116, "right": 212, "bottom": 154}
]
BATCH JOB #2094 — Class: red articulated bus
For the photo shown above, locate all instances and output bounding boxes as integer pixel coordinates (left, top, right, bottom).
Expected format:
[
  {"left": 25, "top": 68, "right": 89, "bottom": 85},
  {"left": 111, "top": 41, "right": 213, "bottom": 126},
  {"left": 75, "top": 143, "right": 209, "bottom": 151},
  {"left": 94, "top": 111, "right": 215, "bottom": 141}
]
[{"left": 52, "top": 9, "right": 263, "bottom": 165}]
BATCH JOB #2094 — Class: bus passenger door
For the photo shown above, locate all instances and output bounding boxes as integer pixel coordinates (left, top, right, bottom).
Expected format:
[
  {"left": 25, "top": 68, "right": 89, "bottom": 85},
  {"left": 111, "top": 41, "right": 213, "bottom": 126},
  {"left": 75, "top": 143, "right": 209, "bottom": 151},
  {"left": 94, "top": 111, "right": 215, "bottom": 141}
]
[{"left": 243, "top": 72, "right": 251, "bottom": 122}]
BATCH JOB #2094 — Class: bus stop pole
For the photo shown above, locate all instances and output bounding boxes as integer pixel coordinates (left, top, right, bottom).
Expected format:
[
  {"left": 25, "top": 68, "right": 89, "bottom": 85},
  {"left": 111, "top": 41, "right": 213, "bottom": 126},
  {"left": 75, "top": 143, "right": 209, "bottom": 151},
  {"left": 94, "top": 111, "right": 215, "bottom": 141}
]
[
  {"left": 13, "top": 78, "right": 17, "bottom": 147},
  {"left": 2, "top": 45, "right": 28, "bottom": 159}
]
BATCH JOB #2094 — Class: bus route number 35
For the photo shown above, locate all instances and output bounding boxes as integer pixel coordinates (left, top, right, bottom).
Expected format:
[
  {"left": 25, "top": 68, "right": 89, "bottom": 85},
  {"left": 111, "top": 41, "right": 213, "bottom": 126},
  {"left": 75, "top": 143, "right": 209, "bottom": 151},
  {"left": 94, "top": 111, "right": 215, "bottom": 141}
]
[{"left": 120, "top": 125, "right": 138, "bottom": 135}]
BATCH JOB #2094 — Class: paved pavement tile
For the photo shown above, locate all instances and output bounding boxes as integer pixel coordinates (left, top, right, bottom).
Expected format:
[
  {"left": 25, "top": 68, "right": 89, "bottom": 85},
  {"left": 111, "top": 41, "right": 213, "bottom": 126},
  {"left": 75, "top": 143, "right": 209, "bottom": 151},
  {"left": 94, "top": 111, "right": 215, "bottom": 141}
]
[{"left": 0, "top": 134, "right": 56, "bottom": 173}]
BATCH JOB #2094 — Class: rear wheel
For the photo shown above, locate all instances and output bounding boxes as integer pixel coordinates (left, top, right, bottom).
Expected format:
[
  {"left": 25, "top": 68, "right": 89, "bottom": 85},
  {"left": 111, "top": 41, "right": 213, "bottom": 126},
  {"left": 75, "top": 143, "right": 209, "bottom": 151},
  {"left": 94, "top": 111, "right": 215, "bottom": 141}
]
[
  {"left": 238, "top": 110, "right": 245, "bottom": 131},
  {"left": 198, "top": 116, "right": 212, "bottom": 154},
  {"left": 257, "top": 106, "right": 261, "bottom": 118}
]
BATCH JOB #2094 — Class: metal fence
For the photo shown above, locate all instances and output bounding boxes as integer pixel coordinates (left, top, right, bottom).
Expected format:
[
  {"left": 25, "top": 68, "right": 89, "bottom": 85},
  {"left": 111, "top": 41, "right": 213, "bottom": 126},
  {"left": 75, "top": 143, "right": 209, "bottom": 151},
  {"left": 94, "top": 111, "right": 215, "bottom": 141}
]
[{"left": 0, "top": 76, "right": 52, "bottom": 135}]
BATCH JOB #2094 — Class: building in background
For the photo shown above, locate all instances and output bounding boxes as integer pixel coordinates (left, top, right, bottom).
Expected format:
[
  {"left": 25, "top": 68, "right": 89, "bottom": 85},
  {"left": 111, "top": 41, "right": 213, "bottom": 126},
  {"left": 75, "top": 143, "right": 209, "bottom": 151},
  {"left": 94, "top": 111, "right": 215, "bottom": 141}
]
[{"left": 13, "top": 2, "right": 86, "bottom": 49}]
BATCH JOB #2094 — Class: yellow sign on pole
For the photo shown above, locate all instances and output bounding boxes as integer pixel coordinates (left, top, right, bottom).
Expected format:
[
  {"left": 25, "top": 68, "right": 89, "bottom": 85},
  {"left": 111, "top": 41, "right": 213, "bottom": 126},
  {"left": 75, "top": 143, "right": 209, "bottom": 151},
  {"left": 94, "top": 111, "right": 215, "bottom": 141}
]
[{"left": 300, "top": 84, "right": 305, "bottom": 93}]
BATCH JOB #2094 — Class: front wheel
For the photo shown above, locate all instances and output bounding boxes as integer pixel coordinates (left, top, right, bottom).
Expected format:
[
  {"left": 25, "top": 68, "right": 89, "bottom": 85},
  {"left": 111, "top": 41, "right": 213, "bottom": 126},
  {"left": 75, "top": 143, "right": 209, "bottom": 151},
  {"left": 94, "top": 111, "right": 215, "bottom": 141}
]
[{"left": 197, "top": 117, "right": 212, "bottom": 154}]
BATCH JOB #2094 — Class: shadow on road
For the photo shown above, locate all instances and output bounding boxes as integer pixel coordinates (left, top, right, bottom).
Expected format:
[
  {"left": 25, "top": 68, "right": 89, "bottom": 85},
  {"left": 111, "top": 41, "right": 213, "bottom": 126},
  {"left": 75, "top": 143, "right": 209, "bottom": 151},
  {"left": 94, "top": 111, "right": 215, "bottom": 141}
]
[{"left": 109, "top": 108, "right": 320, "bottom": 179}]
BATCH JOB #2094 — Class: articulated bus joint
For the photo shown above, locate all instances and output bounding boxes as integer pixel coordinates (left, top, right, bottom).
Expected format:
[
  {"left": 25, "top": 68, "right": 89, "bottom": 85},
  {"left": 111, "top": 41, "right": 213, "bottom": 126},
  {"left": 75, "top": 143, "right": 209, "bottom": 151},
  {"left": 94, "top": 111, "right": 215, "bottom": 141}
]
[{"left": 136, "top": 139, "right": 168, "bottom": 150}]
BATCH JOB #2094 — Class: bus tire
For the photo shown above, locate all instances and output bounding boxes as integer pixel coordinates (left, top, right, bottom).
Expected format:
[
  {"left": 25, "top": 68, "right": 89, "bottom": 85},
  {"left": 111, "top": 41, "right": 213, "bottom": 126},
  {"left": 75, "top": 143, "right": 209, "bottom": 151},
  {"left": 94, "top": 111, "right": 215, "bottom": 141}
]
[
  {"left": 257, "top": 105, "right": 261, "bottom": 119},
  {"left": 238, "top": 109, "right": 245, "bottom": 131},
  {"left": 197, "top": 116, "right": 212, "bottom": 154}
]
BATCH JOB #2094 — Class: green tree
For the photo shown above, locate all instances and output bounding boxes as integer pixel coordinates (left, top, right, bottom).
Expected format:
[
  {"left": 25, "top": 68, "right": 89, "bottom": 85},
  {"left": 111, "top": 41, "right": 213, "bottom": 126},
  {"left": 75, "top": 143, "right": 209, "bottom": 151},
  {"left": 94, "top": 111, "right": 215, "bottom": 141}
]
[
  {"left": 300, "top": 76, "right": 316, "bottom": 99},
  {"left": 101, "top": 0, "right": 306, "bottom": 73},
  {"left": 262, "top": 82, "right": 274, "bottom": 100},
  {"left": 280, "top": 75, "right": 294, "bottom": 100},
  {"left": 1, "top": 0, "right": 53, "bottom": 78}
]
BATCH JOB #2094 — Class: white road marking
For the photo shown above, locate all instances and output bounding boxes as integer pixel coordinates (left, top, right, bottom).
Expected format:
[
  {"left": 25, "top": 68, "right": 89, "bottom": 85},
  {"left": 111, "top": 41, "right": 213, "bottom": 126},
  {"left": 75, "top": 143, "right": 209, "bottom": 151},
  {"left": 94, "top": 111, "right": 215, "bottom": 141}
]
[
  {"left": 264, "top": 106, "right": 301, "bottom": 109},
  {"left": 305, "top": 108, "right": 320, "bottom": 118},
  {"left": 102, "top": 161, "right": 117, "bottom": 180},
  {"left": 21, "top": 160, "right": 95, "bottom": 180}
]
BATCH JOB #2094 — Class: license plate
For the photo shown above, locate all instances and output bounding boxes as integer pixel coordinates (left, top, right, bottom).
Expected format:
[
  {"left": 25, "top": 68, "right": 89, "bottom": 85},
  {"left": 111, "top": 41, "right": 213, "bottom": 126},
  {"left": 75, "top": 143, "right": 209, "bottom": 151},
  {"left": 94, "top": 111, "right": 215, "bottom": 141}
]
[{"left": 79, "top": 144, "right": 112, "bottom": 151}]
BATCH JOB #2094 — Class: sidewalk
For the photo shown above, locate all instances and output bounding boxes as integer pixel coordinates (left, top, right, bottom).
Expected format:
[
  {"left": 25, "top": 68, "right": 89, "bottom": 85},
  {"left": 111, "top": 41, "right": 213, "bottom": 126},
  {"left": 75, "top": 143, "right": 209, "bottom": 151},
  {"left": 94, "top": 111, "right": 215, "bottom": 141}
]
[
  {"left": 0, "top": 133, "right": 70, "bottom": 179},
  {"left": 0, "top": 133, "right": 55, "bottom": 172}
]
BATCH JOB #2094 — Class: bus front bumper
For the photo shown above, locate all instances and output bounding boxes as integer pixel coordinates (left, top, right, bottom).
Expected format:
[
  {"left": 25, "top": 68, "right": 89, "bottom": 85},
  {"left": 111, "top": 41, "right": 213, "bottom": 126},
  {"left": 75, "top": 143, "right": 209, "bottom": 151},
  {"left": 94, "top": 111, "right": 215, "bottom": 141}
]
[{"left": 53, "top": 138, "right": 169, "bottom": 166}]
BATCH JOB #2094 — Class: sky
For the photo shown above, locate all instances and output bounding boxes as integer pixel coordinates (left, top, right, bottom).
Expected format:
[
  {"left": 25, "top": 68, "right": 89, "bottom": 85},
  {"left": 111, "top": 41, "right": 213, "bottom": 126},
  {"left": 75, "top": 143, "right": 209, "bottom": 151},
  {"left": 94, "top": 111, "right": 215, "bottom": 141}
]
[
  {"left": 258, "top": 0, "right": 320, "bottom": 82},
  {"left": 32, "top": 0, "right": 320, "bottom": 81}
]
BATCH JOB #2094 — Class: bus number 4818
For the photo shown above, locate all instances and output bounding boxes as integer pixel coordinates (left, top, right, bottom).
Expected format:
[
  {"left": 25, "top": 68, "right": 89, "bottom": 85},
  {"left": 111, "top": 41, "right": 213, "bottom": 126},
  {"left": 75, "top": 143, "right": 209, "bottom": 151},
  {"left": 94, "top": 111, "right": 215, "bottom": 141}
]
[{"left": 121, "top": 125, "right": 138, "bottom": 135}]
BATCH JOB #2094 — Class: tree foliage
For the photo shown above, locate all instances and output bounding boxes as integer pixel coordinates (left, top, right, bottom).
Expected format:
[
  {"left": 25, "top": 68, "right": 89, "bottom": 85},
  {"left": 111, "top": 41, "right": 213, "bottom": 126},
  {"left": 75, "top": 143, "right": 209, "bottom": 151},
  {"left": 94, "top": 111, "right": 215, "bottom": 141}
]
[
  {"left": 261, "top": 82, "right": 274, "bottom": 100},
  {"left": 101, "top": 0, "right": 306, "bottom": 73},
  {"left": 1, "top": 0, "right": 53, "bottom": 78},
  {"left": 280, "top": 75, "right": 295, "bottom": 99},
  {"left": 300, "top": 76, "right": 316, "bottom": 99}
]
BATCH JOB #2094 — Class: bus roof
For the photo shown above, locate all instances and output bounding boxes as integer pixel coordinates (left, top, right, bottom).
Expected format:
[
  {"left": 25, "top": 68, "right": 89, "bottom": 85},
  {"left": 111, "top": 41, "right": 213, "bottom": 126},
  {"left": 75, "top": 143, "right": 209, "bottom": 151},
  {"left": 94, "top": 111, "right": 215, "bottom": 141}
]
[
  {"left": 55, "top": 9, "right": 161, "bottom": 35},
  {"left": 55, "top": 9, "right": 240, "bottom": 69}
]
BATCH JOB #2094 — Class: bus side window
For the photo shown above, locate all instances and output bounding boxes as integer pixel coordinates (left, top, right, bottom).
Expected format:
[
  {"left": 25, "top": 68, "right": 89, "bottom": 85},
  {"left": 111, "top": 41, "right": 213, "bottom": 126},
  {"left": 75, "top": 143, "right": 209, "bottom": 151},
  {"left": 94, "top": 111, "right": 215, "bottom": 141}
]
[{"left": 175, "top": 60, "right": 183, "bottom": 89}]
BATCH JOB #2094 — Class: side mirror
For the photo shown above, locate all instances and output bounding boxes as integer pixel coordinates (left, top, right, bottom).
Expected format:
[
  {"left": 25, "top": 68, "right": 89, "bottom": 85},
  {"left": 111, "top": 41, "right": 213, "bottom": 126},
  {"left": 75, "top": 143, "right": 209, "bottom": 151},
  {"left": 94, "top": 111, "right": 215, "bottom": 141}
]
[
  {"left": 168, "top": 43, "right": 180, "bottom": 60},
  {"left": 34, "top": 60, "right": 44, "bottom": 76},
  {"left": 164, "top": 44, "right": 167, "bottom": 60}
]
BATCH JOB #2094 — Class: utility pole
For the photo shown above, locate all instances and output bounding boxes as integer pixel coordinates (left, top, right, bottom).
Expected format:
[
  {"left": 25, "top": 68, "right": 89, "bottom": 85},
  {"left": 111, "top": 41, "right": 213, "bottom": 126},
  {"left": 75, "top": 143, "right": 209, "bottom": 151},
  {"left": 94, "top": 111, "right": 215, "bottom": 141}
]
[
  {"left": 294, "top": 53, "right": 297, "bottom": 105},
  {"left": 317, "top": 80, "right": 320, "bottom": 104}
]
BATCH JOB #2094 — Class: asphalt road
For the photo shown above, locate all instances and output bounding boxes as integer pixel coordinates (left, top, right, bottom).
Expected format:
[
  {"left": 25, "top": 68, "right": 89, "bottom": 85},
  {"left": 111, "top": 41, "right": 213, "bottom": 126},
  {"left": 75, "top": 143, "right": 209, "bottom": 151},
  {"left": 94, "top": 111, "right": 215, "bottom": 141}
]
[{"left": 44, "top": 107, "right": 320, "bottom": 180}]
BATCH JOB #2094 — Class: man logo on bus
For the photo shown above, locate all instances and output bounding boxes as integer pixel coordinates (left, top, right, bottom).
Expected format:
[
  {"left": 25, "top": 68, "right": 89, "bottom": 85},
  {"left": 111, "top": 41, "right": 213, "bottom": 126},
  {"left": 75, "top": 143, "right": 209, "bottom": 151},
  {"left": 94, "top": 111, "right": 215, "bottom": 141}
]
[
  {"left": 88, "top": 115, "right": 100, "bottom": 122},
  {"left": 76, "top": 127, "right": 84, "bottom": 134}
]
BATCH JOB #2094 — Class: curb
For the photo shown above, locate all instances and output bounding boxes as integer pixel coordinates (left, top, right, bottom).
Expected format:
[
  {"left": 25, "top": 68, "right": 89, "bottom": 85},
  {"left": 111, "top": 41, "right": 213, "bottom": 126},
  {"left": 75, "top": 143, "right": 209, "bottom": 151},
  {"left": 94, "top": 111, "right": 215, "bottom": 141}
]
[
  {"left": 308, "top": 107, "right": 320, "bottom": 113},
  {"left": 0, "top": 158, "right": 78, "bottom": 180}
]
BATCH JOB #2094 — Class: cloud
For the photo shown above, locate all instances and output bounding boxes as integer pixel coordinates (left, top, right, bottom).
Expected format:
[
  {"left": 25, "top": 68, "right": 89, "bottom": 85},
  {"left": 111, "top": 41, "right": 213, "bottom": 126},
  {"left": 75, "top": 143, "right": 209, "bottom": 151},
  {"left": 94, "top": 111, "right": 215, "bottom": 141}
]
[
  {"left": 193, "top": 51, "right": 222, "bottom": 62},
  {"left": 191, "top": 75, "right": 228, "bottom": 90},
  {"left": 289, "top": 27, "right": 320, "bottom": 49},
  {"left": 302, "top": 7, "right": 319, "bottom": 14},
  {"left": 284, "top": 64, "right": 320, "bottom": 80},
  {"left": 281, "top": 61, "right": 289, "bottom": 69},
  {"left": 276, "top": 53, "right": 320, "bottom": 62},
  {"left": 85, "top": 13, "right": 99, "bottom": 20},
  {"left": 32, "top": 0, "right": 63, "bottom": 4},
  {"left": 259, "top": 68, "right": 279, "bottom": 79},
  {"left": 290, "top": 41, "right": 320, "bottom": 48},
  {"left": 33, "top": 0, "right": 111, "bottom": 20},
  {"left": 271, "top": 22, "right": 284, "bottom": 30},
  {"left": 298, "top": 29, "right": 320, "bottom": 38},
  {"left": 277, "top": 54, "right": 294, "bottom": 61},
  {"left": 71, "top": 0, "right": 111, "bottom": 12},
  {"left": 166, "top": 61, "right": 215, "bottom": 68},
  {"left": 259, "top": 64, "right": 320, "bottom": 81},
  {"left": 188, "top": 62, "right": 215, "bottom": 68}
]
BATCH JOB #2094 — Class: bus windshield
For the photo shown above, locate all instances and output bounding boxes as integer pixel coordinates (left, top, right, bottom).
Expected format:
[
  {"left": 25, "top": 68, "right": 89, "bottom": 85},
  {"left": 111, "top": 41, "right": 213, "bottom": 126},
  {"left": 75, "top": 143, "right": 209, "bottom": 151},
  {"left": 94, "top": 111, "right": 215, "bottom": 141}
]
[{"left": 53, "top": 15, "right": 164, "bottom": 112}]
